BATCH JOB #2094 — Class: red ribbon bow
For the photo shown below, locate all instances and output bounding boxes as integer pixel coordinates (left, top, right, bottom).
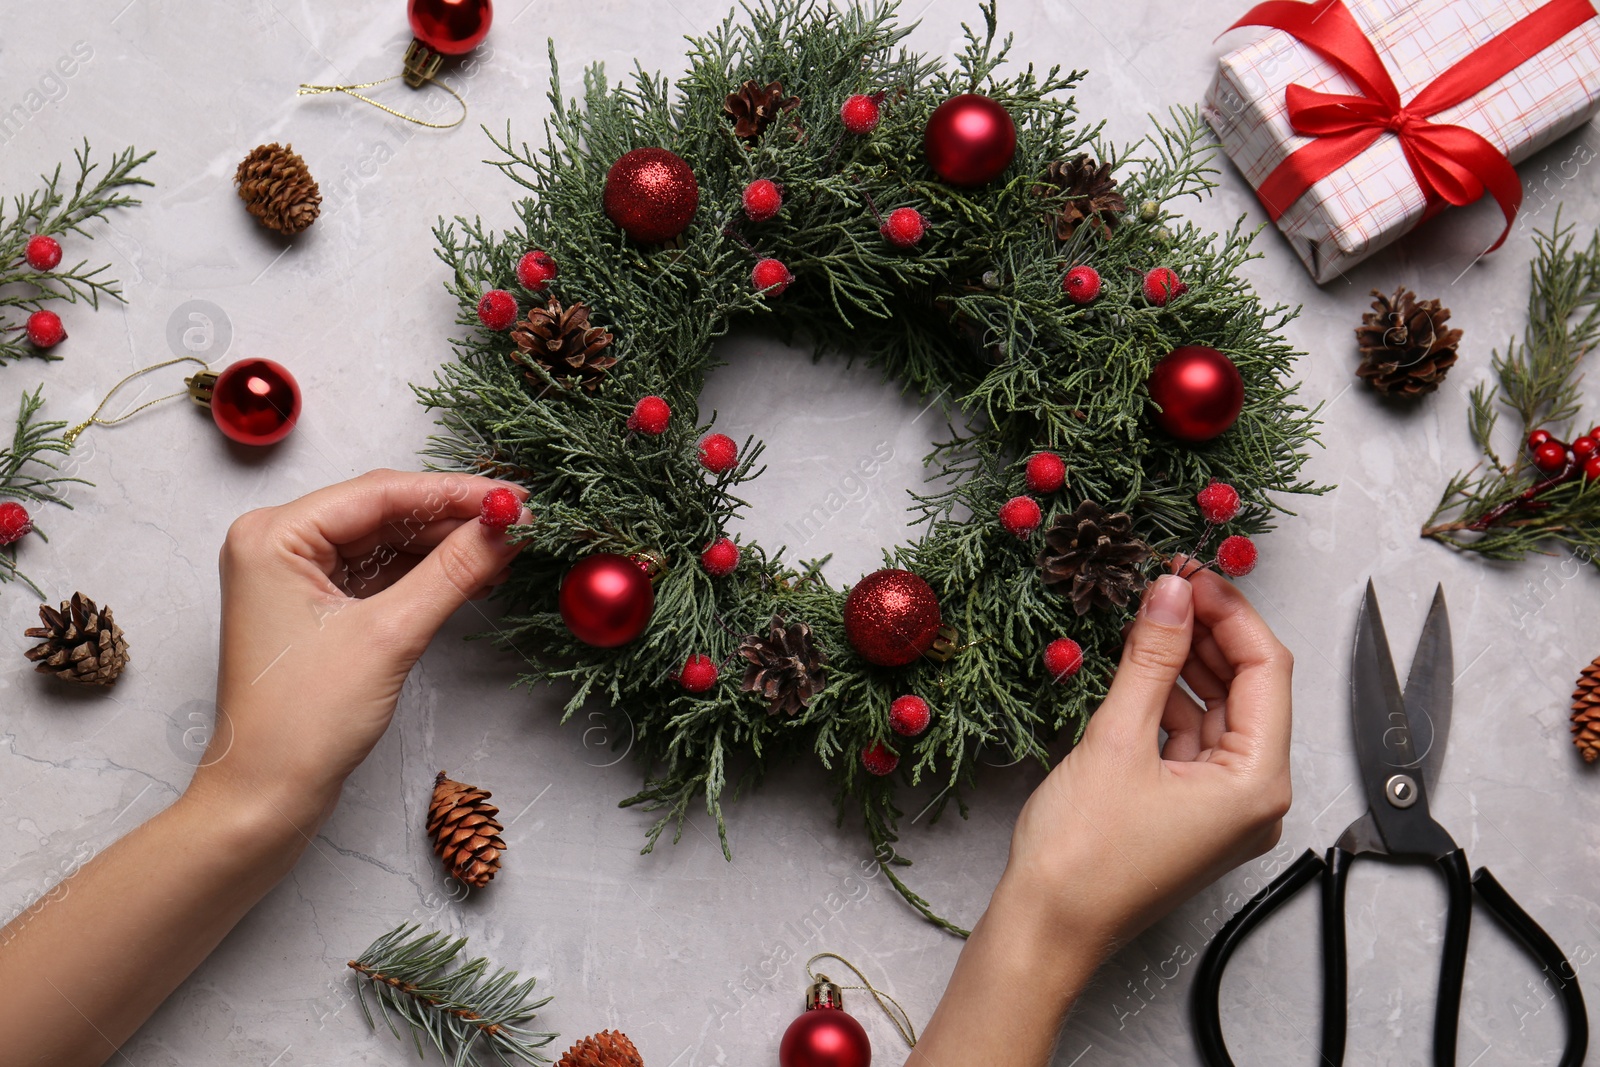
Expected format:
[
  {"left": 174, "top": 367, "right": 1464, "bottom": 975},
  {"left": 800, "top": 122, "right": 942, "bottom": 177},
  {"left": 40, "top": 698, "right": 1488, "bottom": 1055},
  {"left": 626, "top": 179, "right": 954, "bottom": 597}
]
[{"left": 1228, "top": 0, "right": 1597, "bottom": 253}]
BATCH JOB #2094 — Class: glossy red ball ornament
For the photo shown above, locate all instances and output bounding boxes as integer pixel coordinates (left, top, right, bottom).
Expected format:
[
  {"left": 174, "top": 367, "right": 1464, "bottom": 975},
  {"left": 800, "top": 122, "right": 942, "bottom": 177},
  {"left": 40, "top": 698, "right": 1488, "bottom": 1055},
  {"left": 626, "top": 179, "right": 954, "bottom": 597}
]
[
  {"left": 207, "top": 359, "right": 302, "bottom": 445},
  {"left": 559, "top": 553, "right": 654, "bottom": 647},
  {"left": 843, "top": 568, "right": 942, "bottom": 667},
  {"left": 408, "top": 0, "right": 492, "bottom": 55},
  {"left": 603, "top": 148, "right": 700, "bottom": 244},
  {"left": 1148, "top": 345, "right": 1244, "bottom": 443},
  {"left": 780, "top": 1003, "right": 872, "bottom": 1067},
  {"left": 924, "top": 93, "right": 1016, "bottom": 187},
  {"left": 1533, "top": 440, "right": 1570, "bottom": 473}
]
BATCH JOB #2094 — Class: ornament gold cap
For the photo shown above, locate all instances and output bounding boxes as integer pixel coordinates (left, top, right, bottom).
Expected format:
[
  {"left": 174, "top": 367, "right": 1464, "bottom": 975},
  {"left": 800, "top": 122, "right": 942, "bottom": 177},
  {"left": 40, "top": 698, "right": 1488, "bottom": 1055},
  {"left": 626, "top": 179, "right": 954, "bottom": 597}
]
[
  {"left": 402, "top": 39, "right": 443, "bottom": 88},
  {"left": 185, "top": 370, "right": 219, "bottom": 409},
  {"left": 805, "top": 975, "right": 844, "bottom": 1011},
  {"left": 629, "top": 550, "right": 668, "bottom": 586},
  {"left": 926, "top": 623, "right": 960, "bottom": 663}
]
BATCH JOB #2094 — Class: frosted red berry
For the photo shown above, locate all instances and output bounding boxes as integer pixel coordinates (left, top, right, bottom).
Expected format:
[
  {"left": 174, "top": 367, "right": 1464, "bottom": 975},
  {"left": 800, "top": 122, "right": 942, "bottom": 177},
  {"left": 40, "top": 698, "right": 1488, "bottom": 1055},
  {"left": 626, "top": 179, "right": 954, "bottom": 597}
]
[
  {"left": 752, "top": 257, "right": 793, "bottom": 295},
  {"left": 861, "top": 741, "right": 899, "bottom": 776},
  {"left": 1142, "top": 266, "right": 1188, "bottom": 305},
  {"left": 698, "top": 432, "right": 738, "bottom": 473},
  {"left": 25, "top": 310, "right": 65, "bottom": 348},
  {"left": 1043, "top": 638, "right": 1083, "bottom": 681},
  {"left": 1025, "top": 451, "right": 1066, "bottom": 494},
  {"left": 999, "top": 495, "right": 1042, "bottom": 538},
  {"left": 742, "top": 179, "right": 783, "bottom": 222},
  {"left": 0, "top": 501, "right": 33, "bottom": 546},
  {"left": 840, "top": 94, "right": 881, "bottom": 134},
  {"left": 476, "top": 289, "right": 518, "bottom": 331},
  {"left": 628, "top": 395, "right": 671, "bottom": 435},
  {"left": 889, "top": 694, "right": 931, "bottom": 737},
  {"left": 1528, "top": 428, "right": 1553, "bottom": 450},
  {"left": 515, "top": 250, "right": 558, "bottom": 290},
  {"left": 479, "top": 487, "right": 521, "bottom": 528},
  {"left": 680, "top": 654, "right": 719, "bottom": 693},
  {"left": 880, "top": 207, "right": 925, "bottom": 248},
  {"left": 1533, "top": 441, "right": 1569, "bottom": 473},
  {"left": 1062, "top": 265, "right": 1101, "bottom": 304},
  {"left": 25, "top": 235, "right": 62, "bottom": 272},
  {"left": 1586, "top": 456, "right": 1600, "bottom": 481},
  {"left": 1216, "top": 535, "right": 1258, "bottom": 577},
  {"left": 1196, "top": 481, "right": 1241, "bottom": 524},
  {"left": 701, "top": 537, "right": 740, "bottom": 576},
  {"left": 1572, "top": 436, "right": 1598, "bottom": 461}
]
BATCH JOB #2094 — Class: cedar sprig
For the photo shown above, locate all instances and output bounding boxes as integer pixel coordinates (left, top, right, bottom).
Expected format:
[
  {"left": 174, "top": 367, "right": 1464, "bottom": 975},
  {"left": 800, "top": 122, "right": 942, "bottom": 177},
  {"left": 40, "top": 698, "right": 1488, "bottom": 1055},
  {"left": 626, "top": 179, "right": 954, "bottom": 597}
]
[
  {"left": 0, "top": 142, "right": 153, "bottom": 364},
  {"left": 1, "top": 387, "right": 84, "bottom": 597},
  {"left": 348, "top": 923, "right": 556, "bottom": 1066}
]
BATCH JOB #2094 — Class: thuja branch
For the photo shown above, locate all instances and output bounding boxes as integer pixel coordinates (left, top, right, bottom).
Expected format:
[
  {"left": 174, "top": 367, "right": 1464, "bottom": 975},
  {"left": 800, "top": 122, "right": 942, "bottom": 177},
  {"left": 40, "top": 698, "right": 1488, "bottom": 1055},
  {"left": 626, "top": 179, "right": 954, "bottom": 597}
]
[{"left": 1, "top": 387, "right": 84, "bottom": 597}]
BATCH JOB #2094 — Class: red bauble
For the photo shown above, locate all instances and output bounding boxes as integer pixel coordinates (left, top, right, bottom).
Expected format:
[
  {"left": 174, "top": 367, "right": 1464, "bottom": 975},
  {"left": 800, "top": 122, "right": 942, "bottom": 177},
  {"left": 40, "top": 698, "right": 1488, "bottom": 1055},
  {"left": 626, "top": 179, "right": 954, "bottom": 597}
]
[
  {"left": 743, "top": 178, "right": 783, "bottom": 222},
  {"left": 680, "top": 654, "right": 719, "bottom": 693},
  {"left": 752, "top": 257, "right": 793, "bottom": 295},
  {"left": 998, "top": 495, "right": 1042, "bottom": 538},
  {"left": 628, "top": 395, "right": 671, "bottom": 435},
  {"left": 0, "top": 501, "right": 33, "bottom": 546},
  {"left": 603, "top": 148, "right": 699, "bottom": 244},
  {"left": 1043, "top": 637, "right": 1083, "bottom": 681},
  {"left": 889, "top": 694, "right": 930, "bottom": 737},
  {"left": 1533, "top": 441, "right": 1569, "bottom": 472},
  {"left": 840, "top": 93, "right": 881, "bottom": 134},
  {"left": 208, "top": 359, "right": 301, "bottom": 445},
  {"left": 1025, "top": 451, "right": 1066, "bottom": 494},
  {"left": 1196, "top": 480, "right": 1241, "bottom": 523},
  {"left": 1063, "top": 265, "right": 1101, "bottom": 304},
  {"left": 516, "top": 249, "right": 558, "bottom": 290},
  {"left": 701, "top": 537, "right": 740, "bottom": 576},
  {"left": 880, "top": 207, "right": 925, "bottom": 248},
  {"left": 698, "top": 432, "right": 738, "bottom": 473},
  {"left": 1216, "top": 535, "right": 1258, "bottom": 577},
  {"left": 1148, "top": 346, "right": 1244, "bottom": 443},
  {"left": 559, "top": 553, "right": 654, "bottom": 647},
  {"left": 843, "top": 569, "right": 942, "bottom": 667},
  {"left": 779, "top": 1006, "right": 872, "bottom": 1067},
  {"left": 476, "top": 289, "right": 517, "bottom": 330},
  {"left": 924, "top": 94, "right": 1016, "bottom": 187},
  {"left": 408, "top": 0, "right": 492, "bottom": 55},
  {"left": 25, "top": 310, "right": 65, "bottom": 348},
  {"left": 479, "top": 487, "right": 520, "bottom": 528},
  {"left": 25, "top": 235, "right": 62, "bottom": 272}
]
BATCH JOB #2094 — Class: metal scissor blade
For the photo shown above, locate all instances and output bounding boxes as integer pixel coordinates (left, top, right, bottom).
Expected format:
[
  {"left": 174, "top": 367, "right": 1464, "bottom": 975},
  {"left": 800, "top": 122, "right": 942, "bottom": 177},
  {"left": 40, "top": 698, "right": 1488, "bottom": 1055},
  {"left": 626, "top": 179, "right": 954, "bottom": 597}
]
[{"left": 1404, "top": 585, "right": 1453, "bottom": 793}]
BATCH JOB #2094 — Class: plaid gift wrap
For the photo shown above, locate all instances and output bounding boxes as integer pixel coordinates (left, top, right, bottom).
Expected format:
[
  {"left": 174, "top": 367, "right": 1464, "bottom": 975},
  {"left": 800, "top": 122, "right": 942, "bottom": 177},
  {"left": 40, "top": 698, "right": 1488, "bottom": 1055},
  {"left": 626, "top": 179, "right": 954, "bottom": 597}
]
[{"left": 1205, "top": 0, "right": 1600, "bottom": 283}]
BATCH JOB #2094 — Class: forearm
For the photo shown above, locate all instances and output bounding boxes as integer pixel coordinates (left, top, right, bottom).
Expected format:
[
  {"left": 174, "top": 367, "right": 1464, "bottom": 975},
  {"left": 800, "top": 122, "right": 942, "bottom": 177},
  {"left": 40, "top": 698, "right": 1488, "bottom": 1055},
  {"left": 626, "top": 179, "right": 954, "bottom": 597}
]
[{"left": 0, "top": 785, "right": 310, "bottom": 1066}]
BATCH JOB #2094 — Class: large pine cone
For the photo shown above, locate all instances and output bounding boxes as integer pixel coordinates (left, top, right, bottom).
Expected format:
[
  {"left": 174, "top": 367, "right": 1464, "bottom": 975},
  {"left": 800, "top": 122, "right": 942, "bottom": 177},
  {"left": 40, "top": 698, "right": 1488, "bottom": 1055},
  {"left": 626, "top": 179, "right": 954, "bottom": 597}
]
[
  {"left": 724, "top": 79, "right": 800, "bottom": 140},
  {"left": 509, "top": 297, "right": 617, "bottom": 395},
  {"left": 1036, "top": 154, "right": 1126, "bottom": 240},
  {"left": 1354, "top": 287, "right": 1461, "bottom": 399},
  {"left": 739, "top": 615, "right": 827, "bottom": 717},
  {"left": 24, "top": 592, "right": 129, "bottom": 686},
  {"left": 1573, "top": 656, "right": 1600, "bottom": 764},
  {"left": 235, "top": 143, "right": 321, "bottom": 235},
  {"left": 1037, "top": 501, "right": 1151, "bottom": 615},
  {"left": 427, "top": 772, "right": 506, "bottom": 888},
  {"left": 558, "top": 1031, "right": 643, "bottom": 1067}
]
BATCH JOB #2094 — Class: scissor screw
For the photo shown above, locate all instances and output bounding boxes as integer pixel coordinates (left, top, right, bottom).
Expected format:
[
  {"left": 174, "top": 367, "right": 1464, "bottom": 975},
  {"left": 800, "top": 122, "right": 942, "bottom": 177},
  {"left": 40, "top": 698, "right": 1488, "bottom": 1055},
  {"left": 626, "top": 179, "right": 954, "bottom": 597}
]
[{"left": 1385, "top": 773, "right": 1418, "bottom": 809}]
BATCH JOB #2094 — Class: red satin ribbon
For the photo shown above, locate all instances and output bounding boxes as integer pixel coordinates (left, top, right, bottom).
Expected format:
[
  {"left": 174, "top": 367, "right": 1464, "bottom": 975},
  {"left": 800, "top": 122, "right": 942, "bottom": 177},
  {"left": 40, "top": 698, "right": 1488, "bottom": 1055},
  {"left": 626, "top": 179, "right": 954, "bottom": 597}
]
[{"left": 1228, "top": 0, "right": 1597, "bottom": 253}]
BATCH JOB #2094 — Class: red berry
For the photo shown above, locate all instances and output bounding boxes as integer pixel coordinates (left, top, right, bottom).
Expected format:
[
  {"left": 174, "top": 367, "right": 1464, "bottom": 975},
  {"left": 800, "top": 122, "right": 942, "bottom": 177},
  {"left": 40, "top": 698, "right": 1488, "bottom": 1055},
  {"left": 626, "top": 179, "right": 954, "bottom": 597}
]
[
  {"left": 1528, "top": 428, "right": 1553, "bottom": 450},
  {"left": 1573, "top": 436, "right": 1598, "bottom": 460},
  {"left": 1586, "top": 456, "right": 1600, "bottom": 481},
  {"left": 628, "top": 395, "right": 671, "bottom": 435},
  {"left": 701, "top": 537, "right": 740, "bottom": 576},
  {"left": 698, "top": 432, "right": 738, "bottom": 473},
  {"left": 840, "top": 94, "right": 881, "bottom": 134},
  {"left": 515, "top": 250, "right": 558, "bottom": 290},
  {"left": 1043, "top": 638, "right": 1083, "bottom": 681},
  {"left": 861, "top": 741, "right": 899, "bottom": 776},
  {"left": 1216, "top": 535, "right": 1258, "bottom": 577},
  {"left": 0, "top": 501, "right": 33, "bottom": 546},
  {"left": 752, "top": 257, "right": 792, "bottom": 295},
  {"left": 999, "top": 495, "right": 1042, "bottom": 538},
  {"left": 1533, "top": 441, "right": 1570, "bottom": 473},
  {"left": 25, "top": 235, "right": 61, "bottom": 272},
  {"left": 476, "top": 289, "right": 518, "bottom": 330},
  {"left": 479, "top": 487, "right": 521, "bottom": 528},
  {"left": 679, "top": 654, "right": 719, "bottom": 693},
  {"left": 1062, "top": 265, "right": 1101, "bottom": 304},
  {"left": 25, "top": 310, "right": 65, "bottom": 348},
  {"left": 880, "top": 207, "right": 925, "bottom": 248},
  {"left": 889, "top": 694, "right": 931, "bottom": 737},
  {"left": 1142, "top": 266, "right": 1188, "bottom": 306},
  {"left": 1196, "top": 481, "right": 1241, "bottom": 524},
  {"left": 1025, "top": 452, "right": 1066, "bottom": 494},
  {"left": 1590, "top": 426, "right": 1600, "bottom": 442},
  {"left": 742, "top": 179, "right": 783, "bottom": 222}
]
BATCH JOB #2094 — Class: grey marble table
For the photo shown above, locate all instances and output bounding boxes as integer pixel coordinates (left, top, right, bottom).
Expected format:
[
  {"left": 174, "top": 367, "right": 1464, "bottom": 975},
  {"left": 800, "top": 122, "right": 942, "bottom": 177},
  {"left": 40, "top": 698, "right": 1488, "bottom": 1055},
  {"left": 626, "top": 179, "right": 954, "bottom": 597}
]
[{"left": 2, "top": 1, "right": 1597, "bottom": 1064}]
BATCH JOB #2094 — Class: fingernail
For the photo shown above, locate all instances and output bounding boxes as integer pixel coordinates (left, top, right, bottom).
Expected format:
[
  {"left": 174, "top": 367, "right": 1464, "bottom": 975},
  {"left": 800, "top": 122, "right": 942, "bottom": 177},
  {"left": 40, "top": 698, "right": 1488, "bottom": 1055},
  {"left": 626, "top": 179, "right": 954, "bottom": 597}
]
[{"left": 1143, "top": 574, "right": 1191, "bottom": 626}]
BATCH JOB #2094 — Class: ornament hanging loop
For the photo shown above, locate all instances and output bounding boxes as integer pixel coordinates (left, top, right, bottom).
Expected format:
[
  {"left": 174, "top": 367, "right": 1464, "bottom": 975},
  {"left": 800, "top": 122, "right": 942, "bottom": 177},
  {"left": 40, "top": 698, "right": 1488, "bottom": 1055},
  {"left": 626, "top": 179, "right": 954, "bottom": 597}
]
[
  {"left": 296, "top": 73, "right": 466, "bottom": 130},
  {"left": 804, "top": 952, "right": 918, "bottom": 1047},
  {"left": 65, "top": 356, "right": 209, "bottom": 445}
]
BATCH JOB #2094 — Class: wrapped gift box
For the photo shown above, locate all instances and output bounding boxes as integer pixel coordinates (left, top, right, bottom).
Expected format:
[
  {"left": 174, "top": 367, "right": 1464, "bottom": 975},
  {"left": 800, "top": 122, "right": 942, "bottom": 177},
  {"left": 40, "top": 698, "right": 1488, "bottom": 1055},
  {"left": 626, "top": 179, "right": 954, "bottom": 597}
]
[{"left": 1204, "top": 0, "right": 1600, "bottom": 283}]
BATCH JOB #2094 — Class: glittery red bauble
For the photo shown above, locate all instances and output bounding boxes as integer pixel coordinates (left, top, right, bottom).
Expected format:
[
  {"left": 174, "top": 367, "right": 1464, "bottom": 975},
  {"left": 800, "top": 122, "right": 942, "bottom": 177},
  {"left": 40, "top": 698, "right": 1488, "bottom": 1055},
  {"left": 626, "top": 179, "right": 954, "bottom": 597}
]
[
  {"left": 408, "top": 0, "right": 492, "bottom": 55},
  {"left": 1147, "top": 346, "right": 1244, "bottom": 443},
  {"left": 559, "top": 553, "right": 654, "bottom": 647},
  {"left": 603, "top": 148, "right": 700, "bottom": 243},
  {"left": 843, "top": 568, "right": 942, "bottom": 667},
  {"left": 779, "top": 1007, "right": 872, "bottom": 1067},
  {"left": 924, "top": 94, "right": 1016, "bottom": 187},
  {"left": 210, "top": 359, "right": 301, "bottom": 446}
]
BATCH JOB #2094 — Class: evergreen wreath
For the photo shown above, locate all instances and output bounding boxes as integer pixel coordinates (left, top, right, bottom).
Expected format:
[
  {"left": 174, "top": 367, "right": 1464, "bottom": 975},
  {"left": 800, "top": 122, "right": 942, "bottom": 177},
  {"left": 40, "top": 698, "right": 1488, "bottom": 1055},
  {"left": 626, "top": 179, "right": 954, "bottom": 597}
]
[{"left": 416, "top": 0, "right": 1322, "bottom": 933}]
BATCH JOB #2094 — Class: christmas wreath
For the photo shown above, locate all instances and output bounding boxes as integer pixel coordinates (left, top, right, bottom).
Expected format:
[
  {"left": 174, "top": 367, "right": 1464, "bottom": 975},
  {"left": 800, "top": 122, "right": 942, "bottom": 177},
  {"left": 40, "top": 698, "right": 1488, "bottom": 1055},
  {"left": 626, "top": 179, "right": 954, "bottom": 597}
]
[{"left": 416, "top": 0, "right": 1321, "bottom": 932}]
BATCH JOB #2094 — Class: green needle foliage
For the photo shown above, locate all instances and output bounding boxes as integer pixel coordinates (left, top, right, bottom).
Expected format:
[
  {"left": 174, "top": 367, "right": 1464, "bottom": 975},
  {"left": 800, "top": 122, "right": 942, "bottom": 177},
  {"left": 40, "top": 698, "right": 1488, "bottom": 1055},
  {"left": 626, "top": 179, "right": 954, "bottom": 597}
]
[
  {"left": 348, "top": 924, "right": 556, "bottom": 1066},
  {"left": 1, "top": 387, "right": 84, "bottom": 597},
  {"left": 1424, "top": 217, "right": 1600, "bottom": 559},
  {"left": 0, "top": 141, "right": 153, "bottom": 365},
  {"left": 417, "top": 0, "right": 1322, "bottom": 932}
]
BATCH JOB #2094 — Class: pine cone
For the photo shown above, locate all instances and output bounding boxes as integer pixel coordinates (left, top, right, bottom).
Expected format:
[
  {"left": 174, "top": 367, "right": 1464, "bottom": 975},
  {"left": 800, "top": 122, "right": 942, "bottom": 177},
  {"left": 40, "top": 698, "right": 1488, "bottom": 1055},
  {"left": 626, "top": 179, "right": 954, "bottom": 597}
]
[
  {"left": 234, "top": 143, "right": 322, "bottom": 235},
  {"left": 23, "top": 593, "right": 129, "bottom": 686},
  {"left": 558, "top": 1030, "right": 643, "bottom": 1067},
  {"left": 724, "top": 79, "right": 800, "bottom": 140},
  {"left": 739, "top": 615, "right": 827, "bottom": 717},
  {"left": 1036, "top": 154, "right": 1126, "bottom": 240},
  {"left": 1037, "top": 501, "right": 1152, "bottom": 615},
  {"left": 427, "top": 772, "right": 506, "bottom": 888},
  {"left": 1572, "top": 656, "right": 1600, "bottom": 764},
  {"left": 1355, "top": 287, "right": 1462, "bottom": 399},
  {"left": 509, "top": 297, "right": 618, "bottom": 394}
]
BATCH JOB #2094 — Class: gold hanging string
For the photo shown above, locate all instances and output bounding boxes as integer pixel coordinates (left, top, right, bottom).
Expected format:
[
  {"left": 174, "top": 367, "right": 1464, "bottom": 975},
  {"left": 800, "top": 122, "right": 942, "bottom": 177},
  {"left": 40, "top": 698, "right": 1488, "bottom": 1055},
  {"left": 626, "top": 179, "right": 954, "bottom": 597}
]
[
  {"left": 64, "top": 356, "right": 209, "bottom": 445},
  {"left": 296, "top": 74, "right": 467, "bottom": 129},
  {"left": 805, "top": 952, "right": 918, "bottom": 1047}
]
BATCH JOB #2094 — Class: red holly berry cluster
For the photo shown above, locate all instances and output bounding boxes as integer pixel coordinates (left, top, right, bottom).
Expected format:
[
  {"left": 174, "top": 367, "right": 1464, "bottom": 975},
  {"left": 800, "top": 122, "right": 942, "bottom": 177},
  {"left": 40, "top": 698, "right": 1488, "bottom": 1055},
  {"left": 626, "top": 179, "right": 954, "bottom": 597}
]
[
  {"left": 1529, "top": 426, "right": 1600, "bottom": 481},
  {"left": 18, "top": 234, "right": 69, "bottom": 350},
  {"left": 477, "top": 250, "right": 562, "bottom": 330},
  {"left": 1176, "top": 479, "right": 1257, "bottom": 578}
]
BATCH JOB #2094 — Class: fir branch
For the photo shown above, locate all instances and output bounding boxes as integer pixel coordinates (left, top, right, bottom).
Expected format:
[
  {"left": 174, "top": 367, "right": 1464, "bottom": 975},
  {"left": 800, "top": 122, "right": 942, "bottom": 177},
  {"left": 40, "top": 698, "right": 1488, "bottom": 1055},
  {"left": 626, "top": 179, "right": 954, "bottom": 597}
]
[
  {"left": 348, "top": 924, "right": 556, "bottom": 1066},
  {"left": 1, "top": 387, "right": 84, "bottom": 597}
]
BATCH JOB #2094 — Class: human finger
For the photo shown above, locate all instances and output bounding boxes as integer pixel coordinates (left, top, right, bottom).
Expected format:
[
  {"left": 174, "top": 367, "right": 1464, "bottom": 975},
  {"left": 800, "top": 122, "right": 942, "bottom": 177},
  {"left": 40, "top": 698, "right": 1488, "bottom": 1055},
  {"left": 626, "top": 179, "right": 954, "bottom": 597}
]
[
  {"left": 1190, "top": 568, "right": 1293, "bottom": 761},
  {"left": 1159, "top": 686, "right": 1205, "bottom": 761},
  {"left": 335, "top": 517, "right": 473, "bottom": 563},
  {"left": 376, "top": 506, "right": 532, "bottom": 645},
  {"left": 279, "top": 469, "right": 514, "bottom": 550},
  {"left": 1087, "top": 574, "right": 1194, "bottom": 745}
]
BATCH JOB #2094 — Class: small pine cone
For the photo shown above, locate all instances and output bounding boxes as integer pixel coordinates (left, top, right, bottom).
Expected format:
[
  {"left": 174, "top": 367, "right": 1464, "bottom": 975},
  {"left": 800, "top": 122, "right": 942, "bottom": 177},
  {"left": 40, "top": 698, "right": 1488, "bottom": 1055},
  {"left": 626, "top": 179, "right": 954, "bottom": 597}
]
[
  {"left": 1354, "top": 287, "right": 1462, "bottom": 399},
  {"left": 1036, "top": 500, "right": 1152, "bottom": 615},
  {"left": 23, "top": 592, "right": 129, "bottom": 686},
  {"left": 235, "top": 143, "right": 322, "bottom": 235},
  {"left": 724, "top": 79, "right": 800, "bottom": 140},
  {"left": 509, "top": 296, "right": 618, "bottom": 394},
  {"left": 739, "top": 615, "right": 827, "bottom": 717},
  {"left": 1572, "top": 656, "right": 1600, "bottom": 764},
  {"left": 1035, "top": 154, "right": 1127, "bottom": 240},
  {"left": 427, "top": 772, "right": 506, "bottom": 888},
  {"left": 557, "top": 1030, "right": 643, "bottom": 1067}
]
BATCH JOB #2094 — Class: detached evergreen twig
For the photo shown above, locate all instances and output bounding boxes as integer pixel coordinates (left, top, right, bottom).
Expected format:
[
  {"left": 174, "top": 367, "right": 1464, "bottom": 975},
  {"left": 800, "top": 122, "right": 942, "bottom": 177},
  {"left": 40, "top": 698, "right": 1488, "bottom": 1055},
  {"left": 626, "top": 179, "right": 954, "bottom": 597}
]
[
  {"left": 348, "top": 924, "right": 556, "bottom": 1066},
  {"left": 1, "top": 387, "right": 84, "bottom": 597}
]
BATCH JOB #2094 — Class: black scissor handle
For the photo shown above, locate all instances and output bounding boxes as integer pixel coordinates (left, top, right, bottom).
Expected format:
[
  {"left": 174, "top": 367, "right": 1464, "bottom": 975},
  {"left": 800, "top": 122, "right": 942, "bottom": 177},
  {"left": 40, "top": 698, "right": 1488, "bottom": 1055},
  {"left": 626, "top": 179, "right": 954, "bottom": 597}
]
[{"left": 1434, "top": 849, "right": 1475, "bottom": 1067}]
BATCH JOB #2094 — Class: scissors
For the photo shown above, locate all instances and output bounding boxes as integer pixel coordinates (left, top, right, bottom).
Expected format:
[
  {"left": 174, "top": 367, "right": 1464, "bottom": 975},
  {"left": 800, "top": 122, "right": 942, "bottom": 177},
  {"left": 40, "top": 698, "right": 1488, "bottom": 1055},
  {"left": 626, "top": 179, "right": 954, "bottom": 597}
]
[{"left": 1192, "top": 582, "right": 1589, "bottom": 1066}]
